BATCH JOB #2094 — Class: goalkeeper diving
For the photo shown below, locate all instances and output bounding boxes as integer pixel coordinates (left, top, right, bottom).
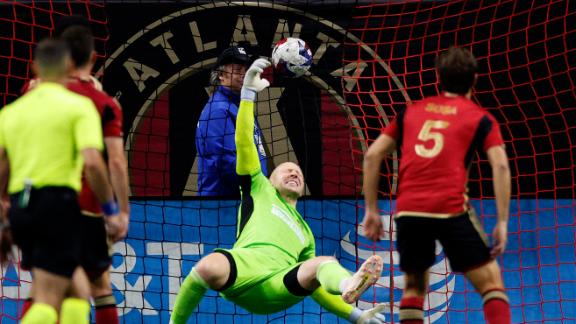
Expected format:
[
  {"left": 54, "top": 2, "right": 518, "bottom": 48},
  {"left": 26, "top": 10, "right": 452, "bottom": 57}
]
[{"left": 170, "top": 58, "right": 386, "bottom": 324}]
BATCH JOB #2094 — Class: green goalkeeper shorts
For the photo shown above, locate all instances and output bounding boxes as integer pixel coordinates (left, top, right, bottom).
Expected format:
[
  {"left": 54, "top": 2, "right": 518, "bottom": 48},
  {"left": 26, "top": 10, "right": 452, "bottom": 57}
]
[{"left": 214, "top": 247, "right": 311, "bottom": 314}]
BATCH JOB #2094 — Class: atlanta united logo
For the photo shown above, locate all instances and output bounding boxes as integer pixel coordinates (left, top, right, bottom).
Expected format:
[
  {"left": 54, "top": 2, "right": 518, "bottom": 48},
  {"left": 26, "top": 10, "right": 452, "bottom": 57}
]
[
  {"left": 100, "top": 1, "right": 406, "bottom": 197},
  {"left": 94, "top": 2, "right": 451, "bottom": 319}
]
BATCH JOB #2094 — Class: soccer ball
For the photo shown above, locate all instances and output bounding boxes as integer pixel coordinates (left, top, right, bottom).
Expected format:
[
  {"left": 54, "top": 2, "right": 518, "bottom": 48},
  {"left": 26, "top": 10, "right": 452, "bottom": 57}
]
[{"left": 271, "top": 37, "right": 313, "bottom": 78}]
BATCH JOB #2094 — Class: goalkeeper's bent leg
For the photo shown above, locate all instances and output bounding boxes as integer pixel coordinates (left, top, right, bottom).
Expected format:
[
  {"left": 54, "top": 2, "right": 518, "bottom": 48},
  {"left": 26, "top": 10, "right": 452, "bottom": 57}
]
[
  {"left": 316, "top": 255, "right": 383, "bottom": 303},
  {"left": 315, "top": 258, "right": 352, "bottom": 294},
  {"left": 170, "top": 267, "right": 209, "bottom": 324}
]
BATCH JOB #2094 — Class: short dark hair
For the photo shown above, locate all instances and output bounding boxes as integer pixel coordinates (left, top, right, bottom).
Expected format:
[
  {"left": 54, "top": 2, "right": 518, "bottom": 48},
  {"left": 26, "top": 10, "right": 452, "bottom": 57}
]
[
  {"left": 435, "top": 47, "right": 478, "bottom": 95},
  {"left": 34, "top": 38, "right": 70, "bottom": 78},
  {"left": 59, "top": 25, "right": 94, "bottom": 67}
]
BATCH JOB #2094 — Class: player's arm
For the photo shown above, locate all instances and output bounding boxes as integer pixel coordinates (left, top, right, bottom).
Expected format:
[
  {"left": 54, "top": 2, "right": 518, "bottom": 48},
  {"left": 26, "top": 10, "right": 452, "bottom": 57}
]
[
  {"left": 83, "top": 147, "right": 125, "bottom": 242},
  {"left": 486, "top": 145, "right": 510, "bottom": 256},
  {"left": 362, "top": 129, "right": 396, "bottom": 241},
  {"left": 82, "top": 148, "right": 114, "bottom": 207},
  {"left": 75, "top": 99, "right": 124, "bottom": 240},
  {"left": 236, "top": 58, "right": 271, "bottom": 176},
  {"left": 104, "top": 99, "right": 130, "bottom": 236},
  {"left": 482, "top": 114, "right": 510, "bottom": 257},
  {"left": 104, "top": 137, "right": 129, "bottom": 231}
]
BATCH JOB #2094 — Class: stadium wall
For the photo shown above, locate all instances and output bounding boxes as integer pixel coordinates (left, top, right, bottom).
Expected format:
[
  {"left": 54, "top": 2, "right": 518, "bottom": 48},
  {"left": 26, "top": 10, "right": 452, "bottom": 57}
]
[{"left": 1, "top": 199, "right": 575, "bottom": 323}]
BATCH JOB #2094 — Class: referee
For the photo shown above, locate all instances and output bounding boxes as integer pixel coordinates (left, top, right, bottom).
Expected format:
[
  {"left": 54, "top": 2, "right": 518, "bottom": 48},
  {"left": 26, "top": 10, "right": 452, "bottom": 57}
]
[{"left": 0, "top": 39, "right": 121, "bottom": 324}]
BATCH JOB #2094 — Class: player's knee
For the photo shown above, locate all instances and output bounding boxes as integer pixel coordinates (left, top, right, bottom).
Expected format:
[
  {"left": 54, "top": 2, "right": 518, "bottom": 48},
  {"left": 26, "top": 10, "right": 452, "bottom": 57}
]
[
  {"left": 466, "top": 260, "right": 504, "bottom": 294},
  {"left": 195, "top": 253, "right": 231, "bottom": 288},
  {"left": 404, "top": 272, "right": 427, "bottom": 295},
  {"left": 320, "top": 256, "right": 337, "bottom": 262},
  {"left": 312, "top": 256, "right": 337, "bottom": 267},
  {"left": 90, "top": 272, "right": 112, "bottom": 297},
  {"left": 301, "top": 256, "right": 337, "bottom": 274}
]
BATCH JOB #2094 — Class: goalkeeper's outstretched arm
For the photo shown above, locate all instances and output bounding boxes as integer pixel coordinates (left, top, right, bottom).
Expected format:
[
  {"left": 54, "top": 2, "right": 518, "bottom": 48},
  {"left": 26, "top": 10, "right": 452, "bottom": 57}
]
[{"left": 235, "top": 58, "right": 270, "bottom": 176}]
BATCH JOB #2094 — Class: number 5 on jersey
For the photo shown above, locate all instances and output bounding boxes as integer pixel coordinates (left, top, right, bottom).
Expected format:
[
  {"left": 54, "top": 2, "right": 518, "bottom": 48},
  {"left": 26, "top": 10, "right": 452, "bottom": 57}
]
[{"left": 415, "top": 120, "right": 450, "bottom": 158}]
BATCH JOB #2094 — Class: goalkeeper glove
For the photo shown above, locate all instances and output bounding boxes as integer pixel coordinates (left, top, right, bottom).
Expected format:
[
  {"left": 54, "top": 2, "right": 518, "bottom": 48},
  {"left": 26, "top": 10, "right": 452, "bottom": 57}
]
[
  {"left": 241, "top": 58, "right": 271, "bottom": 101},
  {"left": 348, "top": 303, "right": 388, "bottom": 324}
]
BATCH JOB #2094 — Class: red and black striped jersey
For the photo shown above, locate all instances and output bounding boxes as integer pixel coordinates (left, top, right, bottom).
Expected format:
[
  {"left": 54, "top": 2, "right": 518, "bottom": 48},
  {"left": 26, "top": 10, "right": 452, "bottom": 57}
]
[
  {"left": 383, "top": 94, "right": 504, "bottom": 217},
  {"left": 67, "top": 77, "right": 123, "bottom": 216}
]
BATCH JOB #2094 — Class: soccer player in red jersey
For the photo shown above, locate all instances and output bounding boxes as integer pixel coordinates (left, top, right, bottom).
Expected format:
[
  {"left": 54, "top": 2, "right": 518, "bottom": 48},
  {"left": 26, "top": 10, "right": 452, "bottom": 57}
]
[
  {"left": 0, "top": 38, "right": 121, "bottom": 324},
  {"left": 20, "top": 18, "right": 129, "bottom": 324},
  {"left": 60, "top": 24, "right": 129, "bottom": 324},
  {"left": 362, "top": 47, "right": 511, "bottom": 324}
]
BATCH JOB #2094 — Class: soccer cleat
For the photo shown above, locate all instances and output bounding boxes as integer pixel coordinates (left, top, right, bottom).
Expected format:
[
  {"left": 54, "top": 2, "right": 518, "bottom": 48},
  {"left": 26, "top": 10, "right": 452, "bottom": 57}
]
[{"left": 342, "top": 255, "right": 383, "bottom": 304}]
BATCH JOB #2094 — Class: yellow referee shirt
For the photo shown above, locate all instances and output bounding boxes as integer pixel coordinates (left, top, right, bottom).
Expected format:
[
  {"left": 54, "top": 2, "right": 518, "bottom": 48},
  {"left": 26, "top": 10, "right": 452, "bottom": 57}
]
[{"left": 0, "top": 82, "right": 103, "bottom": 194}]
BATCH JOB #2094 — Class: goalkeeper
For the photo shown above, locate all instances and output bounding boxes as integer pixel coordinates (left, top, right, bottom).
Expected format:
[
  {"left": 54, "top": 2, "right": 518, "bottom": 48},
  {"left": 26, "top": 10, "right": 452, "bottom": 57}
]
[{"left": 171, "top": 58, "right": 386, "bottom": 324}]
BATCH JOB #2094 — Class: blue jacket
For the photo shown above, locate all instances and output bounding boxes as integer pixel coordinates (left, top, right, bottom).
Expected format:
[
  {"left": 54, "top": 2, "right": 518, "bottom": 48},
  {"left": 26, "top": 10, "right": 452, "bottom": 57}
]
[{"left": 196, "top": 86, "right": 268, "bottom": 196}]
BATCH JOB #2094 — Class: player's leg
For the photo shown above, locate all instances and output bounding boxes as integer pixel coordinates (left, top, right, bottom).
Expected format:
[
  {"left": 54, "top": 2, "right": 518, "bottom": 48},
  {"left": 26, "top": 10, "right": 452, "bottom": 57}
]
[
  {"left": 439, "top": 210, "right": 510, "bottom": 324},
  {"left": 399, "top": 271, "right": 429, "bottom": 324},
  {"left": 171, "top": 252, "right": 230, "bottom": 324},
  {"left": 465, "top": 261, "right": 510, "bottom": 324},
  {"left": 23, "top": 268, "right": 70, "bottom": 324},
  {"left": 21, "top": 287, "right": 34, "bottom": 317},
  {"left": 22, "top": 187, "right": 89, "bottom": 324},
  {"left": 395, "top": 216, "right": 437, "bottom": 324},
  {"left": 7, "top": 194, "right": 35, "bottom": 318},
  {"left": 295, "top": 254, "right": 383, "bottom": 303},
  {"left": 79, "top": 214, "right": 118, "bottom": 324},
  {"left": 60, "top": 267, "right": 91, "bottom": 324},
  {"left": 91, "top": 270, "right": 119, "bottom": 324},
  {"left": 17, "top": 251, "right": 34, "bottom": 318}
]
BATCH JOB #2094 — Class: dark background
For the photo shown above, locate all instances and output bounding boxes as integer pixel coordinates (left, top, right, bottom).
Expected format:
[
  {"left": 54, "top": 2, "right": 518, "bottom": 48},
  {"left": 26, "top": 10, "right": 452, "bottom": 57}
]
[{"left": 1, "top": 0, "right": 574, "bottom": 199}]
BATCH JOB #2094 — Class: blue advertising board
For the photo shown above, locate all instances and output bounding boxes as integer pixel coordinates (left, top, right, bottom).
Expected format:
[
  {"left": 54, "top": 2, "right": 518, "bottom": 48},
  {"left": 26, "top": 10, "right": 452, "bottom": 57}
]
[{"left": 1, "top": 199, "right": 574, "bottom": 323}]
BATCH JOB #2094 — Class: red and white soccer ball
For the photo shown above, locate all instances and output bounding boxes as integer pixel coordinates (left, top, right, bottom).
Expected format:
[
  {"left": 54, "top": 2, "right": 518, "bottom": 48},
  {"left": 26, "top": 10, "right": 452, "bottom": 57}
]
[{"left": 271, "top": 37, "right": 313, "bottom": 78}]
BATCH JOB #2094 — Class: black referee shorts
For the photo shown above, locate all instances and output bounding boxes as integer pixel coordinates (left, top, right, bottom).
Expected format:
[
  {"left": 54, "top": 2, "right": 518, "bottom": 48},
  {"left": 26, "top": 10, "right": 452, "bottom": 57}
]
[
  {"left": 395, "top": 209, "right": 492, "bottom": 273},
  {"left": 80, "top": 214, "right": 112, "bottom": 281},
  {"left": 9, "top": 187, "right": 83, "bottom": 278}
]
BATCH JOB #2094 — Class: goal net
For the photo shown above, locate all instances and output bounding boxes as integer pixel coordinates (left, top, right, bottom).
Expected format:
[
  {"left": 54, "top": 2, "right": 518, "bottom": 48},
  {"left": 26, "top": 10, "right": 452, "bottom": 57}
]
[
  {"left": 1, "top": 1, "right": 574, "bottom": 323},
  {"left": 345, "top": 1, "right": 575, "bottom": 322}
]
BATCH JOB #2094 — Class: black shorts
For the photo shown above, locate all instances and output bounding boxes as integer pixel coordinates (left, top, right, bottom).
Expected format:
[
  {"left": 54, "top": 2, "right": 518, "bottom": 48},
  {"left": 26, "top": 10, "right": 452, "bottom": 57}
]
[
  {"left": 395, "top": 210, "right": 492, "bottom": 273},
  {"left": 80, "top": 214, "right": 112, "bottom": 281},
  {"left": 9, "top": 187, "right": 83, "bottom": 278}
]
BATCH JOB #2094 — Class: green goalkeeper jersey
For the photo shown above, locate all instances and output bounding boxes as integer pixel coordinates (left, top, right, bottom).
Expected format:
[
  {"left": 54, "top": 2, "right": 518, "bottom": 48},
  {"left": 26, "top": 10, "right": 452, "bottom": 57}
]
[
  {"left": 234, "top": 98, "right": 315, "bottom": 264},
  {"left": 234, "top": 171, "right": 315, "bottom": 263}
]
